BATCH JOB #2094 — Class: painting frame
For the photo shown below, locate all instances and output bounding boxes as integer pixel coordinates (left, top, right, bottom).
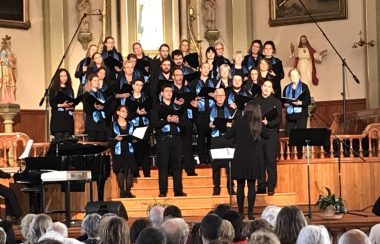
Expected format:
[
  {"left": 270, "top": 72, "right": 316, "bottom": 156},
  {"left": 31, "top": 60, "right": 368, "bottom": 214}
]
[
  {"left": 269, "top": 0, "right": 347, "bottom": 27},
  {"left": 0, "top": 0, "right": 30, "bottom": 30}
]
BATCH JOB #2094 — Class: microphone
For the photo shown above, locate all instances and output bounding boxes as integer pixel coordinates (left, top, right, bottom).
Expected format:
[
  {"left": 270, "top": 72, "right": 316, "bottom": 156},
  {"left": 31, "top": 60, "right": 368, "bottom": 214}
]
[{"left": 278, "top": 0, "right": 288, "bottom": 7}]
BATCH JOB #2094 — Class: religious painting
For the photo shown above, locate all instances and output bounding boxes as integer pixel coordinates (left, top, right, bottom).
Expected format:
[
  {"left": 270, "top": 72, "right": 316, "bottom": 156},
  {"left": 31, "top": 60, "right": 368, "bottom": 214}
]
[
  {"left": 0, "top": 0, "right": 30, "bottom": 30},
  {"left": 269, "top": 0, "right": 347, "bottom": 27}
]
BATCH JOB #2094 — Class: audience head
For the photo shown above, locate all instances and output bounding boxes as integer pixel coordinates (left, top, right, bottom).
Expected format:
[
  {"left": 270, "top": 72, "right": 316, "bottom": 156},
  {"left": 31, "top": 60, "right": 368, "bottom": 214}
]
[
  {"left": 338, "top": 229, "right": 371, "bottom": 244},
  {"left": 63, "top": 238, "right": 83, "bottom": 244},
  {"left": 136, "top": 226, "right": 166, "bottom": 244},
  {"left": 81, "top": 213, "right": 101, "bottom": 239},
  {"left": 38, "top": 239, "right": 62, "bottom": 244},
  {"left": 161, "top": 217, "right": 189, "bottom": 244},
  {"left": 130, "top": 218, "right": 151, "bottom": 244},
  {"left": 369, "top": 223, "right": 380, "bottom": 244},
  {"left": 200, "top": 213, "right": 223, "bottom": 243},
  {"left": 49, "top": 222, "right": 68, "bottom": 238},
  {"left": 98, "top": 216, "right": 130, "bottom": 244},
  {"left": 223, "top": 210, "right": 246, "bottom": 242},
  {"left": 149, "top": 205, "right": 165, "bottom": 227},
  {"left": 21, "top": 213, "right": 36, "bottom": 239},
  {"left": 0, "top": 227, "right": 6, "bottom": 244},
  {"left": 28, "top": 213, "right": 53, "bottom": 244},
  {"left": 296, "top": 225, "right": 330, "bottom": 244},
  {"left": 261, "top": 205, "right": 282, "bottom": 227},
  {"left": 164, "top": 205, "right": 182, "bottom": 220},
  {"left": 243, "top": 219, "right": 273, "bottom": 239},
  {"left": 275, "top": 206, "right": 307, "bottom": 244},
  {"left": 250, "top": 229, "right": 280, "bottom": 244},
  {"left": 190, "top": 223, "right": 203, "bottom": 244},
  {"left": 220, "top": 219, "right": 235, "bottom": 243},
  {"left": 214, "top": 204, "right": 232, "bottom": 218}
]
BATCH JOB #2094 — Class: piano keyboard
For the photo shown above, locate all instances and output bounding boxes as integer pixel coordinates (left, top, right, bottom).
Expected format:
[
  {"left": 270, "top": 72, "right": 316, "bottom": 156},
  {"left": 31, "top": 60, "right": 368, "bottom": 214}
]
[{"left": 41, "top": 170, "right": 92, "bottom": 182}]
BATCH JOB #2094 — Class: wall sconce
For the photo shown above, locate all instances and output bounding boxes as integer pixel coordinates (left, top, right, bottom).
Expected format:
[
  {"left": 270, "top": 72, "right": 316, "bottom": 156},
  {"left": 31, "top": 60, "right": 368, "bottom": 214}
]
[{"left": 352, "top": 31, "right": 375, "bottom": 48}]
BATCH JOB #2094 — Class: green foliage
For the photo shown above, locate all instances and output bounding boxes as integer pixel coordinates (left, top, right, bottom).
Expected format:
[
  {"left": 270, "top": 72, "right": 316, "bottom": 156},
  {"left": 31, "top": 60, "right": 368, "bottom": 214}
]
[{"left": 316, "top": 187, "right": 346, "bottom": 214}]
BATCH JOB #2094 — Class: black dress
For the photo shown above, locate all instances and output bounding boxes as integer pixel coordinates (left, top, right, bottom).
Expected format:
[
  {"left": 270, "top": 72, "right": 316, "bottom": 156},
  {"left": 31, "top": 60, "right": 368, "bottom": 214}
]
[
  {"left": 226, "top": 118, "right": 264, "bottom": 180},
  {"left": 49, "top": 87, "right": 74, "bottom": 135}
]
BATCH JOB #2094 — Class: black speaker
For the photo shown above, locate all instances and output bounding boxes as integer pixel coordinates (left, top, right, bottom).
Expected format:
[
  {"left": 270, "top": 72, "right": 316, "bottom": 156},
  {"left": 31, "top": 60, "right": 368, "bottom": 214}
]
[
  {"left": 373, "top": 197, "right": 380, "bottom": 216},
  {"left": 85, "top": 201, "right": 128, "bottom": 220}
]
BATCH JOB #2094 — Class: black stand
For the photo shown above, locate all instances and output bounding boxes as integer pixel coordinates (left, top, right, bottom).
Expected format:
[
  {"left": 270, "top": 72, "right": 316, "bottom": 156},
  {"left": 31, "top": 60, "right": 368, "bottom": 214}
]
[
  {"left": 297, "top": 0, "right": 360, "bottom": 134},
  {"left": 289, "top": 128, "right": 331, "bottom": 219}
]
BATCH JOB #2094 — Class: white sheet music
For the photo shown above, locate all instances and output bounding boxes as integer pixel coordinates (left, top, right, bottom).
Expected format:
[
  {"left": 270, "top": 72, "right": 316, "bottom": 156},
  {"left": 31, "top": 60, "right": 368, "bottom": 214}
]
[
  {"left": 210, "top": 148, "right": 235, "bottom": 160},
  {"left": 19, "top": 139, "right": 34, "bottom": 159},
  {"left": 133, "top": 126, "right": 148, "bottom": 139}
]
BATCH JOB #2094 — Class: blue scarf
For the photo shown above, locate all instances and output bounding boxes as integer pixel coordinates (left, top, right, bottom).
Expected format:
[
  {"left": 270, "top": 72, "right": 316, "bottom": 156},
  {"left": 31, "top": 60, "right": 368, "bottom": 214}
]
[
  {"left": 113, "top": 122, "right": 134, "bottom": 155},
  {"left": 129, "top": 94, "right": 149, "bottom": 126},
  {"left": 90, "top": 91, "right": 106, "bottom": 122},
  {"left": 210, "top": 105, "right": 232, "bottom": 137},
  {"left": 196, "top": 79, "right": 215, "bottom": 112},
  {"left": 285, "top": 82, "right": 302, "bottom": 114}
]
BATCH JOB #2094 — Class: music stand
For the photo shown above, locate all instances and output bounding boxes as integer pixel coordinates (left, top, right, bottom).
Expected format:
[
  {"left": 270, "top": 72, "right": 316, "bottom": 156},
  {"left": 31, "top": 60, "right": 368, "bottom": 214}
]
[{"left": 289, "top": 128, "right": 331, "bottom": 219}]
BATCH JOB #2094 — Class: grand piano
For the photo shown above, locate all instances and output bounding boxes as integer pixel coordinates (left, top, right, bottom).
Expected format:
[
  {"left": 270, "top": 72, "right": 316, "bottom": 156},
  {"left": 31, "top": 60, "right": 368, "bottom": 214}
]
[{"left": 14, "top": 139, "right": 111, "bottom": 214}]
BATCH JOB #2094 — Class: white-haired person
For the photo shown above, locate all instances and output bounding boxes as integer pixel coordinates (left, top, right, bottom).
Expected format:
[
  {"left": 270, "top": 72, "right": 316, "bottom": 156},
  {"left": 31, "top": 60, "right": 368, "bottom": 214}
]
[
  {"left": 149, "top": 205, "right": 165, "bottom": 227},
  {"left": 338, "top": 229, "right": 371, "bottom": 244},
  {"left": 161, "top": 218, "right": 189, "bottom": 244},
  {"left": 80, "top": 213, "right": 101, "bottom": 244},
  {"left": 20, "top": 213, "right": 36, "bottom": 243},
  {"left": 296, "top": 225, "right": 331, "bottom": 244},
  {"left": 261, "top": 205, "right": 281, "bottom": 228},
  {"left": 27, "top": 213, "right": 53, "bottom": 244},
  {"left": 369, "top": 223, "right": 380, "bottom": 244},
  {"left": 250, "top": 229, "right": 280, "bottom": 244},
  {"left": 38, "top": 222, "right": 68, "bottom": 243}
]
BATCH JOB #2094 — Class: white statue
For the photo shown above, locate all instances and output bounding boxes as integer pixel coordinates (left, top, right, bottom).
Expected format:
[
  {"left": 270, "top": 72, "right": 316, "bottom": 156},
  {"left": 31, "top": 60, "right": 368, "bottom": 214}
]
[
  {"left": 0, "top": 35, "right": 17, "bottom": 103},
  {"left": 202, "top": 0, "right": 217, "bottom": 30}
]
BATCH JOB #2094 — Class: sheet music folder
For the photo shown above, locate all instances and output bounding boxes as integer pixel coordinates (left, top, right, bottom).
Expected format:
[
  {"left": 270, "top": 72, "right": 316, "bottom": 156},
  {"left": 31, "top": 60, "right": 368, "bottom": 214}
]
[{"left": 210, "top": 148, "right": 235, "bottom": 160}]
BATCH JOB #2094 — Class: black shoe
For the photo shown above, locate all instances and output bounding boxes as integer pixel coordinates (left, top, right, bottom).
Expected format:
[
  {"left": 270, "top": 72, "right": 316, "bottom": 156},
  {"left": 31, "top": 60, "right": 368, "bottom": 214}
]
[
  {"left": 126, "top": 192, "right": 136, "bottom": 198},
  {"left": 268, "top": 190, "right": 275, "bottom": 196},
  {"left": 228, "top": 190, "right": 237, "bottom": 195},
  {"left": 159, "top": 193, "right": 167, "bottom": 197},
  {"left": 257, "top": 188, "right": 266, "bottom": 194},
  {"left": 187, "top": 172, "right": 198, "bottom": 176},
  {"left": 248, "top": 212, "right": 255, "bottom": 220},
  {"left": 212, "top": 189, "right": 221, "bottom": 196},
  {"left": 120, "top": 190, "right": 127, "bottom": 198},
  {"left": 174, "top": 192, "right": 187, "bottom": 197}
]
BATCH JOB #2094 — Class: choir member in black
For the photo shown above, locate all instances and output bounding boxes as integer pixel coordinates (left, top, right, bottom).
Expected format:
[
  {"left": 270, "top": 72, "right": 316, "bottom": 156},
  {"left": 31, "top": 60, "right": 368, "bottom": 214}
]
[
  {"left": 205, "top": 47, "right": 218, "bottom": 79},
  {"left": 150, "top": 59, "right": 173, "bottom": 103},
  {"left": 214, "top": 41, "right": 232, "bottom": 67},
  {"left": 214, "top": 64, "right": 232, "bottom": 88},
  {"left": 49, "top": 68, "right": 75, "bottom": 140},
  {"left": 259, "top": 58, "right": 277, "bottom": 94},
  {"left": 180, "top": 39, "right": 199, "bottom": 70},
  {"left": 152, "top": 84, "right": 186, "bottom": 197},
  {"left": 188, "top": 63, "right": 215, "bottom": 164},
  {"left": 171, "top": 49, "right": 195, "bottom": 82},
  {"left": 101, "top": 36, "right": 123, "bottom": 80},
  {"left": 150, "top": 43, "right": 171, "bottom": 81},
  {"left": 283, "top": 68, "right": 311, "bottom": 155},
  {"left": 115, "top": 60, "right": 140, "bottom": 107},
  {"left": 252, "top": 80, "right": 282, "bottom": 195},
  {"left": 172, "top": 67, "right": 198, "bottom": 176},
  {"left": 86, "top": 52, "right": 111, "bottom": 78},
  {"left": 243, "top": 40, "right": 262, "bottom": 71},
  {"left": 230, "top": 51, "right": 249, "bottom": 80},
  {"left": 225, "top": 102, "right": 266, "bottom": 220},
  {"left": 132, "top": 42, "right": 152, "bottom": 82},
  {"left": 75, "top": 44, "right": 98, "bottom": 95},
  {"left": 127, "top": 79, "right": 151, "bottom": 177},
  {"left": 111, "top": 105, "right": 137, "bottom": 198},
  {"left": 226, "top": 75, "right": 248, "bottom": 117},
  {"left": 126, "top": 53, "right": 145, "bottom": 81},
  {"left": 262, "top": 41, "right": 284, "bottom": 98},
  {"left": 83, "top": 74, "right": 109, "bottom": 141},
  {"left": 209, "top": 88, "right": 235, "bottom": 195},
  {"left": 244, "top": 67, "right": 262, "bottom": 99}
]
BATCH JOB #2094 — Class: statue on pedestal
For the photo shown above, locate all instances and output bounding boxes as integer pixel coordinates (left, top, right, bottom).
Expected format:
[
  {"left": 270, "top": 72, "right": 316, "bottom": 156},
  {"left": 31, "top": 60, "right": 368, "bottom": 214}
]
[
  {"left": 0, "top": 35, "right": 17, "bottom": 104},
  {"left": 77, "top": 0, "right": 93, "bottom": 50}
]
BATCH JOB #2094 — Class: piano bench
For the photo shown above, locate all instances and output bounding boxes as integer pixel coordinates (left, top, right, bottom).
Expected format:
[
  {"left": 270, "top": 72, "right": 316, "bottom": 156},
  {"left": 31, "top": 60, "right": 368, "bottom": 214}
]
[{"left": 20, "top": 186, "right": 43, "bottom": 213}]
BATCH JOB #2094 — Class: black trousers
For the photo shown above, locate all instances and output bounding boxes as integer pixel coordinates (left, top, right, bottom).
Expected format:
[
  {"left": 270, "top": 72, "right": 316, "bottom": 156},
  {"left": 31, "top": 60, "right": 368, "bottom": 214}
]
[
  {"left": 87, "top": 130, "right": 107, "bottom": 142},
  {"left": 237, "top": 179, "right": 256, "bottom": 214},
  {"left": 258, "top": 130, "right": 278, "bottom": 191},
  {"left": 156, "top": 135, "right": 183, "bottom": 195},
  {"left": 195, "top": 112, "right": 211, "bottom": 163},
  {"left": 181, "top": 119, "right": 196, "bottom": 174},
  {"left": 0, "top": 184, "right": 22, "bottom": 218},
  {"left": 134, "top": 140, "right": 151, "bottom": 177}
]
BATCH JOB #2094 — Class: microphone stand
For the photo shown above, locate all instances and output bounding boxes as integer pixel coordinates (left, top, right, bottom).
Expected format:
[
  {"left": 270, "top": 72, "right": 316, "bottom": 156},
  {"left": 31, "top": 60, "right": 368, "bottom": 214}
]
[
  {"left": 297, "top": 0, "right": 360, "bottom": 134},
  {"left": 38, "top": 13, "right": 98, "bottom": 142}
]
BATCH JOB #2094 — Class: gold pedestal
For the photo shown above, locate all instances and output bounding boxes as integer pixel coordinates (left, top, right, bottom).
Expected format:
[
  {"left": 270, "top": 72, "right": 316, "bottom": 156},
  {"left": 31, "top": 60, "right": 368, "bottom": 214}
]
[{"left": 0, "top": 103, "right": 20, "bottom": 166}]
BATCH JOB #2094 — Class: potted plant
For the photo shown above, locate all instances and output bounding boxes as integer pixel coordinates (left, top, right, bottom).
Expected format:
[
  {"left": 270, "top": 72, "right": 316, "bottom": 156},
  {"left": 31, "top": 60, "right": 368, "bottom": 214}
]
[{"left": 316, "top": 187, "right": 346, "bottom": 217}]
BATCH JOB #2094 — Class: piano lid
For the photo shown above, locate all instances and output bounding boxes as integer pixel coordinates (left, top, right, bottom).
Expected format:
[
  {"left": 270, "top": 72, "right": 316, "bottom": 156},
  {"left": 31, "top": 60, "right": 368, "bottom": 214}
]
[{"left": 46, "top": 141, "right": 109, "bottom": 157}]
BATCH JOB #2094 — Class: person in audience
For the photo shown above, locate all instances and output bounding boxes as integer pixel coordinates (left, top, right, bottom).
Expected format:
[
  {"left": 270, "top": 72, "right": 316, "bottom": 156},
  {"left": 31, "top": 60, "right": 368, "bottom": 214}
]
[
  {"left": 80, "top": 213, "right": 101, "bottom": 244},
  {"left": 243, "top": 219, "right": 273, "bottom": 240},
  {"left": 213, "top": 204, "right": 232, "bottom": 218},
  {"left": 75, "top": 44, "right": 98, "bottom": 95},
  {"left": 220, "top": 219, "right": 235, "bottom": 243},
  {"left": 369, "top": 223, "right": 380, "bottom": 244},
  {"left": 262, "top": 40, "right": 284, "bottom": 98},
  {"left": 296, "top": 225, "right": 330, "bottom": 244},
  {"left": 223, "top": 210, "right": 247, "bottom": 243},
  {"left": 338, "top": 229, "right": 371, "bottom": 244},
  {"left": 38, "top": 239, "right": 62, "bottom": 244},
  {"left": 98, "top": 216, "right": 129, "bottom": 244},
  {"left": 261, "top": 205, "right": 282, "bottom": 228},
  {"left": 48, "top": 68, "right": 75, "bottom": 140},
  {"left": 163, "top": 205, "right": 182, "bottom": 220},
  {"left": 200, "top": 213, "right": 223, "bottom": 244},
  {"left": 135, "top": 226, "right": 166, "bottom": 244},
  {"left": 21, "top": 214, "right": 37, "bottom": 243},
  {"left": 38, "top": 229, "right": 65, "bottom": 243},
  {"left": 190, "top": 223, "right": 203, "bottom": 244},
  {"left": 149, "top": 205, "right": 165, "bottom": 227},
  {"left": 49, "top": 222, "right": 68, "bottom": 238},
  {"left": 0, "top": 227, "right": 5, "bottom": 244},
  {"left": 214, "top": 42, "right": 232, "bottom": 67},
  {"left": 130, "top": 218, "right": 151, "bottom": 244},
  {"left": 243, "top": 40, "right": 263, "bottom": 71},
  {"left": 249, "top": 229, "right": 280, "bottom": 244},
  {"left": 101, "top": 36, "right": 123, "bottom": 80},
  {"left": 28, "top": 214, "right": 53, "bottom": 244},
  {"left": 275, "top": 206, "right": 307, "bottom": 244},
  {"left": 161, "top": 217, "right": 189, "bottom": 244}
]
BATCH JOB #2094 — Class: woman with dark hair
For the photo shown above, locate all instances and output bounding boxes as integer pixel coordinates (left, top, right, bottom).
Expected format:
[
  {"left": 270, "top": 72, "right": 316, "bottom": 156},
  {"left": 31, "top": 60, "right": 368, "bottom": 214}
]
[
  {"left": 180, "top": 39, "right": 199, "bottom": 70},
  {"left": 275, "top": 206, "right": 307, "bottom": 244},
  {"left": 243, "top": 40, "right": 262, "bottom": 71},
  {"left": 75, "top": 44, "right": 98, "bottom": 94},
  {"left": 244, "top": 67, "right": 262, "bottom": 98},
  {"left": 86, "top": 52, "right": 110, "bottom": 77},
  {"left": 205, "top": 46, "right": 219, "bottom": 79},
  {"left": 132, "top": 42, "right": 152, "bottom": 81},
  {"left": 223, "top": 210, "right": 247, "bottom": 243},
  {"left": 49, "top": 68, "right": 75, "bottom": 140},
  {"left": 262, "top": 41, "right": 284, "bottom": 98},
  {"left": 101, "top": 36, "right": 123, "bottom": 79},
  {"left": 226, "top": 102, "right": 266, "bottom": 220}
]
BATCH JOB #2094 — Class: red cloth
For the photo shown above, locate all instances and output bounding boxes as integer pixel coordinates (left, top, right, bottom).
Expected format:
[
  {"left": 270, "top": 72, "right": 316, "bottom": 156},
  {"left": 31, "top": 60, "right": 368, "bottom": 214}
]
[{"left": 294, "top": 46, "right": 319, "bottom": 86}]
